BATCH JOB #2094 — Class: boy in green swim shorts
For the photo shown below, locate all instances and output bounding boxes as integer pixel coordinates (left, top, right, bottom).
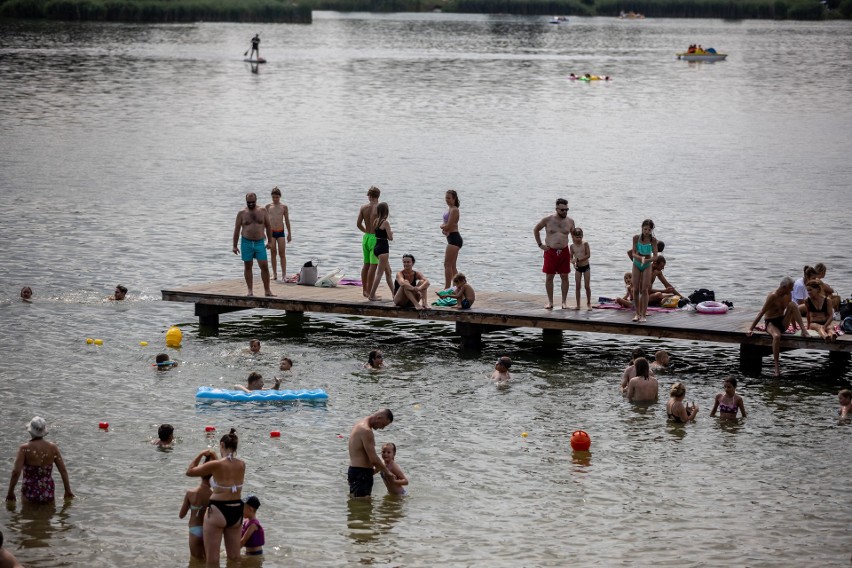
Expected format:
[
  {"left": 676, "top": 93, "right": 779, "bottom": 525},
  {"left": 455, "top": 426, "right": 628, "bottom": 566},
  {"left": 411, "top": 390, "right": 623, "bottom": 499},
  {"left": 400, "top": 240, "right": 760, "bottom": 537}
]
[{"left": 357, "top": 186, "right": 381, "bottom": 298}]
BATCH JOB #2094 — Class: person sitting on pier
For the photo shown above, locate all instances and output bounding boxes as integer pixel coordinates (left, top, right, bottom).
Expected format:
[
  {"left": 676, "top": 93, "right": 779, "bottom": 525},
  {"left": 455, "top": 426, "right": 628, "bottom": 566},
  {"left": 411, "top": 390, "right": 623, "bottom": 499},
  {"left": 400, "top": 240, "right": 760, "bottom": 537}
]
[
  {"left": 234, "top": 372, "right": 280, "bottom": 392},
  {"left": 446, "top": 273, "right": 475, "bottom": 310},
  {"left": 747, "top": 277, "right": 809, "bottom": 377},
  {"left": 804, "top": 279, "right": 837, "bottom": 343},
  {"left": 791, "top": 265, "right": 817, "bottom": 309},
  {"left": 813, "top": 263, "right": 840, "bottom": 310},
  {"left": 646, "top": 256, "right": 682, "bottom": 306},
  {"left": 364, "top": 350, "right": 385, "bottom": 370},
  {"left": 626, "top": 358, "right": 658, "bottom": 402},
  {"left": 615, "top": 272, "right": 634, "bottom": 308},
  {"left": 620, "top": 347, "right": 648, "bottom": 392},
  {"left": 393, "top": 254, "right": 430, "bottom": 310}
]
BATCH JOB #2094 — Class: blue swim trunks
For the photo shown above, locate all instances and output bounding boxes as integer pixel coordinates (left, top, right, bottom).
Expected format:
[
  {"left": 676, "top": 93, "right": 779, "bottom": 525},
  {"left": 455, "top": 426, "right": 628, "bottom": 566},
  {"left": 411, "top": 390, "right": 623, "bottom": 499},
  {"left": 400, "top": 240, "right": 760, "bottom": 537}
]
[{"left": 241, "top": 237, "right": 268, "bottom": 262}]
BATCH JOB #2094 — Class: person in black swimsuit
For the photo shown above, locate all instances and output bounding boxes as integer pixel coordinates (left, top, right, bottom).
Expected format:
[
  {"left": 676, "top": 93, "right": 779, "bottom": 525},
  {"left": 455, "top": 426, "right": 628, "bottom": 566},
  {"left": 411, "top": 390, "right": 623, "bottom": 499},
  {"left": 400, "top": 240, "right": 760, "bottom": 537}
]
[
  {"left": 367, "top": 202, "right": 394, "bottom": 301},
  {"left": 666, "top": 382, "right": 698, "bottom": 423},
  {"left": 393, "top": 254, "right": 430, "bottom": 310},
  {"left": 249, "top": 34, "right": 260, "bottom": 60},
  {"left": 747, "top": 277, "right": 809, "bottom": 377},
  {"left": 805, "top": 279, "right": 837, "bottom": 343}
]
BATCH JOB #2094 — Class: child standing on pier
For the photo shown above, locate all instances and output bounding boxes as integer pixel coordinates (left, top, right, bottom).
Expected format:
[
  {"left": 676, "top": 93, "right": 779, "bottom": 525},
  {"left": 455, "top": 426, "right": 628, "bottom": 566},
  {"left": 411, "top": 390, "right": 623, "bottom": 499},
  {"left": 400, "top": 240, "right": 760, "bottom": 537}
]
[
  {"left": 266, "top": 186, "right": 292, "bottom": 281},
  {"left": 570, "top": 228, "right": 591, "bottom": 309}
]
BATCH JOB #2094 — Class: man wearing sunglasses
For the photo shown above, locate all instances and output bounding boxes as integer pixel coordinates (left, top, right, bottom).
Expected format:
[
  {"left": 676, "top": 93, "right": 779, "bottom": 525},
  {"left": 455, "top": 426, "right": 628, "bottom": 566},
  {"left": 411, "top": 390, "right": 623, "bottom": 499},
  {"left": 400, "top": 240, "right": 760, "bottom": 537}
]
[
  {"left": 233, "top": 192, "right": 275, "bottom": 297},
  {"left": 533, "top": 198, "right": 575, "bottom": 309}
]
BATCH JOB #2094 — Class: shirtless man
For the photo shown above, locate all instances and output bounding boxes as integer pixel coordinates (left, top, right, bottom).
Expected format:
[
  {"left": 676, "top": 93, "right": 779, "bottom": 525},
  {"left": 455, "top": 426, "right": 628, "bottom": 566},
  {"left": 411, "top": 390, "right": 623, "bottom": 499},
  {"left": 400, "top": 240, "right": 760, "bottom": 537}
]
[
  {"left": 533, "top": 198, "right": 575, "bottom": 309},
  {"left": 356, "top": 186, "right": 381, "bottom": 298},
  {"left": 232, "top": 192, "right": 274, "bottom": 297},
  {"left": 747, "top": 277, "right": 809, "bottom": 377},
  {"left": 347, "top": 409, "right": 393, "bottom": 499},
  {"left": 265, "top": 186, "right": 292, "bottom": 280}
]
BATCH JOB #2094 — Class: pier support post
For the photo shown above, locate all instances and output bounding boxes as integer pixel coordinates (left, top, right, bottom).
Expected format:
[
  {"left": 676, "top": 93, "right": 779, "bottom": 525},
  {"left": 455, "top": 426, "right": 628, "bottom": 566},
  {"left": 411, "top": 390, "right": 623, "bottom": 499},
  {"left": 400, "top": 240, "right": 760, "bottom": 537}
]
[
  {"left": 828, "top": 351, "right": 851, "bottom": 366},
  {"left": 284, "top": 310, "right": 305, "bottom": 326},
  {"left": 739, "top": 343, "right": 769, "bottom": 375},
  {"left": 456, "top": 322, "right": 482, "bottom": 350},
  {"left": 196, "top": 304, "right": 221, "bottom": 335},
  {"left": 542, "top": 328, "right": 563, "bottom": 349}
]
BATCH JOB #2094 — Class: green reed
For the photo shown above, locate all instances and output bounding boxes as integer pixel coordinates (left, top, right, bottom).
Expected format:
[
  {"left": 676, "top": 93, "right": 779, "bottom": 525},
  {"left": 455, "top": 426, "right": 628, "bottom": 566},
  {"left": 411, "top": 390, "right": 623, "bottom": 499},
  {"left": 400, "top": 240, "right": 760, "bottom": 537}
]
[
  {"left": 595, "top": 0, "right": 826, "bottom": 19},
  {"left": 0, "top": 0, "right": 313, "bottom": 22}
]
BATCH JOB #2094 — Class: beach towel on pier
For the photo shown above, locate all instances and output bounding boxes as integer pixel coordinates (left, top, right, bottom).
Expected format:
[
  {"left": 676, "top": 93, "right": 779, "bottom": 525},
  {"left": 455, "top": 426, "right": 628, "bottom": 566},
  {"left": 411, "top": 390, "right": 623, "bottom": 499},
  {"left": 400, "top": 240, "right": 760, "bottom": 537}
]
[{"left": 593, "top": 304, "right": 677, "bottom": 313}]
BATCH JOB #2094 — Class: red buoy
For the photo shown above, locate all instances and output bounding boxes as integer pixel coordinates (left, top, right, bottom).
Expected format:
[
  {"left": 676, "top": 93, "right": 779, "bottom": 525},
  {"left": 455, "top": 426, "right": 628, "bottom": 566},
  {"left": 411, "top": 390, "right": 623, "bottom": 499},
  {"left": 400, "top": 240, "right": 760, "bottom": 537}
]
[
  {"left": 99, "top": 422, "right": 109, "bottom": 429},
  {"left": 205, "top": 426, "right": 216, "bottom": 432},
  {"left": 570, "top": 430, "right": 591, "bottom": 451},
  {"left": 270, "top": 431, "right": 281, "bottom": 438}
]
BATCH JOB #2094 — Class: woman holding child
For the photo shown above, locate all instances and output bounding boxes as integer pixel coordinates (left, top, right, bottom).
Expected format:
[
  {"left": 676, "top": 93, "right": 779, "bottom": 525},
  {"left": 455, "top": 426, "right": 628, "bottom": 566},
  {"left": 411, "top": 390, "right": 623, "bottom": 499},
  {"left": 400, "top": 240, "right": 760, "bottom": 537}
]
[{"left": 186, "top": 429, "right": 246, "bottom": 565}]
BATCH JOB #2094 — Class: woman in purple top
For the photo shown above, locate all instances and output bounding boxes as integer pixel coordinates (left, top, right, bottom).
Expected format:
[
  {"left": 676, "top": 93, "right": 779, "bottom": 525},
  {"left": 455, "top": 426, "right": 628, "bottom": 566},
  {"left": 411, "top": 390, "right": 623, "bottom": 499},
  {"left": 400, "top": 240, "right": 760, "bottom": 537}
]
[{"left": 441, "top": 190, "right": 463, "bottom": 290}]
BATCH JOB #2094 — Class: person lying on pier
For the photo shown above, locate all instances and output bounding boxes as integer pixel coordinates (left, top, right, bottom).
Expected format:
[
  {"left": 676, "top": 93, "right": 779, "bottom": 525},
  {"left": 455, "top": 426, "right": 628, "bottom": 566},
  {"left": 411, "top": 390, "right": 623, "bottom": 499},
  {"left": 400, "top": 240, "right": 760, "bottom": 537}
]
[
  {"left": 490, "top": 357, "right": 512, "bottom": 383},
  {"left": 364, "top": 350, "right": 385, "bottom": 370},
  {"left": 747, "top": 277, "right": 809, "bottom": 377},
  {"left": 620, "top": 347, "right": 648, "bottom": 392},
  {"left": 393, "top": 254, "right": 430, "bottom": 311},
  {"left": 626, "top": 358, "right": 658, "bottom": 402},
  {"left": 234, "top": 372, "right": 280, "bottom": 392}
]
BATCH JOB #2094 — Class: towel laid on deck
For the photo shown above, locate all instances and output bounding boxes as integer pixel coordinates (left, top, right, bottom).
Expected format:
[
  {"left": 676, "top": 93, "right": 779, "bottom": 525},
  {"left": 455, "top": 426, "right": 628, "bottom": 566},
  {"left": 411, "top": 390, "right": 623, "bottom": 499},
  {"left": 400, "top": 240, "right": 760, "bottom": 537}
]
[
  {"left": 593, "top": 304, "right": 677, "bottom": 313},
  {"left": 432, "top": 297, "right": 458, "bottom": 307}
]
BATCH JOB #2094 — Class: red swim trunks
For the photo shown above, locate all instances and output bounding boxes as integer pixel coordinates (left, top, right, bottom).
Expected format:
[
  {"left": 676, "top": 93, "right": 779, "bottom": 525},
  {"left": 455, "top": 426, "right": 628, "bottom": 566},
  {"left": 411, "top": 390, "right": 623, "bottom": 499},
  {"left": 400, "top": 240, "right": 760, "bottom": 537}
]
[{"left": 542, "top": 247, "right": 572, "bottom": 275}]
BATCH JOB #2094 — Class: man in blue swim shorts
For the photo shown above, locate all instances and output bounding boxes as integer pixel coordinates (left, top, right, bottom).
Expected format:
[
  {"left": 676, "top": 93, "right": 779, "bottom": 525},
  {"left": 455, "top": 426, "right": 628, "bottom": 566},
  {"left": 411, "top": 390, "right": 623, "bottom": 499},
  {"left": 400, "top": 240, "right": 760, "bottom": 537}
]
[
  {"left": 348, "top": 408, "right": 394, "bottom": 498},
  {"left": 232, "top": 192, "right": 275, "bottom": 297},
  {"left": 356, "top": 186, "right": 382, "bottom": 298}
]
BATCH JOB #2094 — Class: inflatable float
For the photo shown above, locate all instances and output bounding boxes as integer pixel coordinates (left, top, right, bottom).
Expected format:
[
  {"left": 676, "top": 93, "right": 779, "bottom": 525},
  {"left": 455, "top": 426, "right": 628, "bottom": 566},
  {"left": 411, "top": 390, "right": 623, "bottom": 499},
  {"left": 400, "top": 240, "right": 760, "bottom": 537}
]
[
  {"left": 195, "top": 386, "right": 328, "bottom": 402},
  {"left": 695, "top": 301, "right": 729, "bottom": 314}
]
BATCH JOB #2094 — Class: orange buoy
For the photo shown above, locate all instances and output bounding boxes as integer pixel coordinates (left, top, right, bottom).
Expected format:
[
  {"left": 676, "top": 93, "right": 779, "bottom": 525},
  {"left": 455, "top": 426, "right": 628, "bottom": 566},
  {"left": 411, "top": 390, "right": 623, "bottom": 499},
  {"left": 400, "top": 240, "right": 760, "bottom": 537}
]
[
  {"left": 270, "top": 431, "right": 281, "bottom": 438},
  {"left": 99, "top": 422, "right": 109, "bottom": 429},
  {"left": 205, "top": 426, "right": 216, "bottom": 432},
  {"left": 570, "top": 430, "right": 591, "bottom": 451}
]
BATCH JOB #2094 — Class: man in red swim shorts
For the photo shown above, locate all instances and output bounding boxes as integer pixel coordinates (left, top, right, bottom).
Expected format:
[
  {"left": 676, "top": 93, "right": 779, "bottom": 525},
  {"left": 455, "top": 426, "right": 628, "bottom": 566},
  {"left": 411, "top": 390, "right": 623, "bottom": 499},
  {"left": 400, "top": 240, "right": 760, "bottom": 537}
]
[{"left": 533, "top": 198, "right": 575, "bottom": 309}]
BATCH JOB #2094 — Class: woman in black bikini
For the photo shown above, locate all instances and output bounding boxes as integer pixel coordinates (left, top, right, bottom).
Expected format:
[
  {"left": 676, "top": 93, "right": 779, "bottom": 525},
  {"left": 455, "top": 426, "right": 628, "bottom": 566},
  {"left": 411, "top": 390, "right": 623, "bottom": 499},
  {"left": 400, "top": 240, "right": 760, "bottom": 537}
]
[
  {"left": 186, "top": 429, "right": 246, "bottom": 565},
  {"left": 368, "top": 202, "right": 394, "bottom": 301},
  {"left": 666, "top": 382, "right": 698, "bottom": 423},
  {"left": 805, "top": 279, "right": 837, "bottom": 343},
  {"left": 441, "top": 190, "right": 463, "bottom": 290}
]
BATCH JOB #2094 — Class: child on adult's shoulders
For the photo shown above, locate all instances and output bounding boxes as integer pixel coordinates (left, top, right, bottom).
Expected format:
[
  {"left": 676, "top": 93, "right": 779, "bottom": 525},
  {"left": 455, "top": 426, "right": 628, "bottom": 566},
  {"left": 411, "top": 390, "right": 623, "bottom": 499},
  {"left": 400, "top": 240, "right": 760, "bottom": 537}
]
[
  {"left": 235, "top": 372, "right": 280, "bottom": 392},
  {"left": 491, "top": 356, "right": 512, "bottom": 383},
  {"left": 447, "top": 273, "right": 475, "bottom": 309},
  {"left": 379, "top": 442, "right": 409, "bottom": 496}
]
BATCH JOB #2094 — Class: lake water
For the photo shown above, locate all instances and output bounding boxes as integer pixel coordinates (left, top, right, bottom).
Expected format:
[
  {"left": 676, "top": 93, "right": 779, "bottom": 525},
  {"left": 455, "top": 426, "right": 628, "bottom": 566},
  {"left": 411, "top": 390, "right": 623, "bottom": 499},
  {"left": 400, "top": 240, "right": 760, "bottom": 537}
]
[{"left": 1, "top": 13, "right": 851, "bottom": 567}]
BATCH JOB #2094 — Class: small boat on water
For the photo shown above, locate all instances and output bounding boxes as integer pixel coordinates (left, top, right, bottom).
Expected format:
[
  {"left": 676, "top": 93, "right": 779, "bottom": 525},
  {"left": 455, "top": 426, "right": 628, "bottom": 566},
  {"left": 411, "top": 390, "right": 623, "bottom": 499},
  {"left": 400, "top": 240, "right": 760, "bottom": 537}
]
[
  {"left": 676, "top": 52, "right": 727, "bottom": 62},
  {"left": 548, "top": 16, "right": 568, "bottom": 24},
  {"left": 619, "top": 10, "right": 645, "bottom": 19}
]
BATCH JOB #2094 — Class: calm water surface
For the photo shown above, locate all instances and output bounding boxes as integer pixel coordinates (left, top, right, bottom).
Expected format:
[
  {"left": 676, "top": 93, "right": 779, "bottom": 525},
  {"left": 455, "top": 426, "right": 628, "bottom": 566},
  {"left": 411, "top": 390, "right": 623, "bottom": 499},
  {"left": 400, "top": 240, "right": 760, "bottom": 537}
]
[{"left": 0, "top": 13, "right": 851, "bottom": 567}]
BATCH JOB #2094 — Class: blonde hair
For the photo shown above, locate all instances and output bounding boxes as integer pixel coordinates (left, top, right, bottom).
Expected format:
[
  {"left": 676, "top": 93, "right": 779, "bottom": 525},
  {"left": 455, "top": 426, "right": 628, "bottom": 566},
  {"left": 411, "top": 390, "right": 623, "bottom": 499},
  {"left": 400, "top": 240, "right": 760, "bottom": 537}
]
[
  {"left": 670, "top": 382, "right": 686, "bottom": 398},
  {"left": 452, "top": 273, "right": 467, "bottom": 285}
]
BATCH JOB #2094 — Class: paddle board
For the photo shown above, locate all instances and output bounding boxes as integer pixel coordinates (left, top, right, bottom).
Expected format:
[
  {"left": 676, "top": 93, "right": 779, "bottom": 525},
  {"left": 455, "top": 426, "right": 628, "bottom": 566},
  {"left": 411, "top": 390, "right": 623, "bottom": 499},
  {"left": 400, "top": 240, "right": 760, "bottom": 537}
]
[{"left": 244, "top": 57, "right": 266, "bottom": 63}]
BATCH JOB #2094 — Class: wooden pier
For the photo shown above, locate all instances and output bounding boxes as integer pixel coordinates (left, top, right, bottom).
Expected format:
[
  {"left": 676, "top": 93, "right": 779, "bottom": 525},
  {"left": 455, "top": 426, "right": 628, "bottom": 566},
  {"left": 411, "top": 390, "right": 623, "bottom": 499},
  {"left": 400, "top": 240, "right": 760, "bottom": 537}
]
[{"left": 161, "top": 279, "right": 851, "bottom": 373}]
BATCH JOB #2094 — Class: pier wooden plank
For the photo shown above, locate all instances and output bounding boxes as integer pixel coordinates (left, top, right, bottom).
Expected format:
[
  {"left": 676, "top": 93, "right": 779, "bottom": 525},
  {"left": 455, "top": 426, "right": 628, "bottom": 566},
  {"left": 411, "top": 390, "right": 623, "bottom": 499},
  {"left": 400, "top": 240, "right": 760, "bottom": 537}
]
[{"left": 161, "top": 279, "right": 851, "bottom": 355}]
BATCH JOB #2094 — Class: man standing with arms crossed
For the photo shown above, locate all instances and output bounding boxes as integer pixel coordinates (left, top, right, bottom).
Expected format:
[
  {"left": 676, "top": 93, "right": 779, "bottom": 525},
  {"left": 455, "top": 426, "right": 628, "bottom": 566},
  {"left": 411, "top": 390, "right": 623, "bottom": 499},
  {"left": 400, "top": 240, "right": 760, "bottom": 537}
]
[
  {"left": 533, "top": 198, "right": 575, "bottom": 309},
  {"left": 356, "top": 186, "right": 381, "bottom": 298},
  {"left": 347, "top": 408, "right": 394, "bottom": 498},
  {"left": 233, "top": 192, "right": 275, "bottom": 297}
]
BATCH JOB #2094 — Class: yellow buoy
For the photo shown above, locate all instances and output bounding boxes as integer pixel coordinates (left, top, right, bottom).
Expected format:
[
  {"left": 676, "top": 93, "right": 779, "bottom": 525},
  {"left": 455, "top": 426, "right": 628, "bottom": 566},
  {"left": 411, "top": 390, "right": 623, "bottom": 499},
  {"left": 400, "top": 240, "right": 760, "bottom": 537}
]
[
  {"left": 94, "top": 339, "right": 103, "bottom": 346},
  {"left": 139, "top": 341, "right": 148, "bottom": 347},
  {"left": 165, "top": 326, "right": 183, "bottom": 348},
  {"left": 86, "top": 338, "right": 94, "bottom": 344},
  {"left": 521, "top": 432, "right": 528, "bottom": 438}
]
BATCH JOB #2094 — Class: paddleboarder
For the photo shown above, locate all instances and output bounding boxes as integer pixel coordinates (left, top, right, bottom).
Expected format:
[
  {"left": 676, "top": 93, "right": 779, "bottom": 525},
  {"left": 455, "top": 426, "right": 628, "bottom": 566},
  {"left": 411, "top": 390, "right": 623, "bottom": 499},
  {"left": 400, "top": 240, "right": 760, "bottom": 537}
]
[{"left": 247, "top": 33, "right": 260, "bottom": 61}]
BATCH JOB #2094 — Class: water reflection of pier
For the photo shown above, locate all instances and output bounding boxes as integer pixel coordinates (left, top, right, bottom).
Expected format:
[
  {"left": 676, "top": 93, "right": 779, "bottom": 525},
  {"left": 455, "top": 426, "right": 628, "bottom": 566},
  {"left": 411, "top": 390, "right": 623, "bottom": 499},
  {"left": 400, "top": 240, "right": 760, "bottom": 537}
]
[{"left": 162, "top": 279, "right": 851, "bottom": 373}]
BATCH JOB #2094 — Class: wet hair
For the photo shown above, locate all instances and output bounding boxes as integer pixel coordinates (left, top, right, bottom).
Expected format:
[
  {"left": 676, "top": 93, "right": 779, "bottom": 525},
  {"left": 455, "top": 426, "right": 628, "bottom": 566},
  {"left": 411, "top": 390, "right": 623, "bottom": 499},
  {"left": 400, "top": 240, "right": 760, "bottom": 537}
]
[
  {"left": 367, "top": 350, "right": 383, "bottom": 367},
  {"left": 555, "top": 198, "right": 568, "bottom": 208},
  {"left": 839, "top": 389, "right": 851, "bottom": 402},
  {"left": 367, "top": 185, "right": 381, "bottom": 198},
  {"left": 634, "top": 357, "right": 650, "bottom": 378},
  {"left": 247, "top": 372, "right": 263, "bottom": 385},
  {"left": 220, "top": 428, "right": 239, "bottom": 452},
  {"left": 631, "top": 347, "right": 646, "bottom": 362},
  {"left": 244, "top": 495, "right": 261, "bottom": 509},
  {"left": 382, "top": 442, "right": 397, "bottom": 455},
  {"left": 158, "top": 424, "right": 174, "bottom": 442},
  {"left": 725, "top": 377, "right": 738, "bottom": 388},
  {"left": 654, "top": 350, "right": 669, "bottom": 363},
  {"left": 374, "top": 202, "right": 389, "bottom": 231},
  {"left": 155, "top": 353, "right": 170, "bottom": 364},
  {"left": 497, "top": 356, "right": 512, "bottom": 369},
  {"left": 446, "top": 189, "right": 460, "bottom": 207},
  {"left": 271, "top": 186, "right": 281, "bottom": 196},
  {"left": 670, "top": 381, "right": 686, "bottom": 397},
  {"left": 402, "top": 254, "right": 415, "bottom": 264},
  {"left": 280, "top": 356, "right": 293, "bottom": 367},
  {"left": 116, "top": 285, "right": 128, "bottom": 294},
  {"left": 572, "top": 227, "right": 583, "bottom": 237},
  {"left": 379, "top": 408, "right": 394, "bottom": 423},
  {"left": 657, "top": 240, "right": 665, "bottom": 253},
  {"left": 20, "top": 286, "right": 32, "bottom": 297},
  {"left": 249, "top": 339, "right": 261, "bottom": 350},
  {"left": 814, "top": 263, "right": 826, "bottom": 276},
  {"left": 780, "top": 276, "right": 794, "bottom": 288},
  {"left": 653, "top": 255, "right": 667, "bottom": 268},
  {"left": 452, "top": 272, "right": 467, "bottom": 285}
]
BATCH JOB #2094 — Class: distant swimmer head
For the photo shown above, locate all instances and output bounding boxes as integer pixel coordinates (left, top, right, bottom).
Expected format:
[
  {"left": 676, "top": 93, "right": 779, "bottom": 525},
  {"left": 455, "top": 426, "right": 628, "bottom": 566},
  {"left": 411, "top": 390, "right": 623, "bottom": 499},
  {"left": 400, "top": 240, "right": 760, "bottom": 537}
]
[
  {"left": 496, "top": 356, "right": 512, "bottom": 370},
  {"left": 670, "top": 381, "right": 686, "bottom": 398},
  {"left": 20, "top": 286, "right": 32, "bottom": 301}
]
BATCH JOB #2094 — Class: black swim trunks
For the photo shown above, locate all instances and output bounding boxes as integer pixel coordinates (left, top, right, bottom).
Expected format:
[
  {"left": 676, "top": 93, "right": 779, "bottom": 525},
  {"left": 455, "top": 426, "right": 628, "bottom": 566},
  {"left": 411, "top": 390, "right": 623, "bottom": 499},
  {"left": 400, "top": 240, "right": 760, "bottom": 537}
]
[
  {"left": 348, "top": 466, "right": 374, "bottom": 497},
  {"left": 446, "top": 232, "right": 463, "bottom": 248},
  {"left": 765, "top": 316, "right": 786, "bottom": 333}
]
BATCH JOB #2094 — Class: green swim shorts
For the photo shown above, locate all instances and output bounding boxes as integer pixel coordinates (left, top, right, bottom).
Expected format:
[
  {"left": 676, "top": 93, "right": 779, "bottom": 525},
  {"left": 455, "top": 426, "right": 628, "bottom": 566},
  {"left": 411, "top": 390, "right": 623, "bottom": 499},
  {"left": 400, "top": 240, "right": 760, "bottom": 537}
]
[{"left": 362, "top": 233, "right": 378, "bottom": 265}]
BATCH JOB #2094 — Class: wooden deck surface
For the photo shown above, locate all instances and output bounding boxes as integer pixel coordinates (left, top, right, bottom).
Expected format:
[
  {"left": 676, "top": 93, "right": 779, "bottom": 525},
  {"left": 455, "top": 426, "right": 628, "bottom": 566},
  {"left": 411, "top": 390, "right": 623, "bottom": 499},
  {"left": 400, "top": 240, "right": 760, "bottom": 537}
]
[{"left": 161, "top": 279, "right": 851, "bottom": 354}]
